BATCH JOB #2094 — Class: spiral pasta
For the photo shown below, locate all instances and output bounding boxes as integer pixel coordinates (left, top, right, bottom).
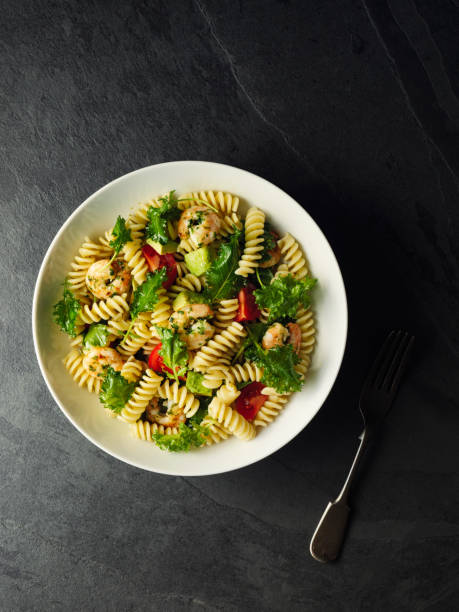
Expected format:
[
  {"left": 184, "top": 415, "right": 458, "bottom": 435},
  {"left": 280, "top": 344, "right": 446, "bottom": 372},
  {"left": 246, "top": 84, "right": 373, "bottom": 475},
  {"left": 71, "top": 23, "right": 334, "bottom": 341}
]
[
  {"left": 131, "top": 420, "right": 179, "bottom": 441},
  {"left": 67, "top": 237, "right": 112, "bottom": 300},
  {"left": 201, "top": 415, "right": 232, "bottom": 445},
  {"left": 150, "top": 289, "right": 172, "bottom": 331},
  {"left": 63, "top": 349, "right": 102, "bottom": 394},
  {"left": 213, "top": 298, "right": 238, "bottom": 330},
  {"left": 106, "top": 318, "right": 131, "bottom": 337},
  {"left": 167, "top": 274, "right": 202, "bottom": 299},
  {"left": 235, "top": 207, "right": 265, "bottom": 277},
  {"left": 76, "top": 294, "right": 130, "bottom": 325},
  {"left": 122, "top": 240, "right": 149, "bottom": 287},
  {"left": 118, "top": 368, "right": 163, "bottom": 423},
  {"left": 253, "top": 393, "right": 290, "bottom": 428},
  {"left": 120, "top": 356, "right": 145, "bottom": 383},
  {"left": 202, "top": 361, "right": 263, "bottom": 389},
  {"left": 192, "top": 322, "right": 247, "bottom": 372},
  {"left": 157, "top": 380, "right": 200, "bottom": 419},
  {"left": 277, "top": 233, "right": 309, "bottom": 279},
  {"left": 208, "top": 384, "right": 256, "bottom": 441},
  {"left": 117, "top": 315, "right": 153, "bottom": 356},
  {"left": 178, "top": 190, "right": 239, "bottom": 215}
]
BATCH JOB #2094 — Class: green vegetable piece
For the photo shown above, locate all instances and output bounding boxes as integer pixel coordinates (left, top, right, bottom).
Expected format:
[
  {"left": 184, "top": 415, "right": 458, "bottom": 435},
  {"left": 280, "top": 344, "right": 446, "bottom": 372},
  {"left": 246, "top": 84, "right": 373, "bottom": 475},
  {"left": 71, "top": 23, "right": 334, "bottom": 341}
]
[
  {"left": 99, "top": 366, "right": 136, "bottom": 414},
  {"left": 109, "top": 215, "right": 131, "bottom": 262},
  {"left": 254, "top": 274, "right": 317, "bottom": 323},
  {"left": 254, "top": 267, "right": 273, "bottom": 288},
  {"left": 145, "top": 190, "right": 181, "bottom": 246},
  {"left": 184, "top": 246, "right": 213, "bottom": 276},
  {"left": 152, "top": 422, "right": 209, "bottom": 452},
  {"left": 83, "top": 323, "right": 110, "bottom": 349},
  {"left": 130, "top": 268, "right": 167, "bottom": 320},
  {"left": 243, "top": 324, "right": 303, "bottom": 394},
  {"left": 186, "top": 372, "right": 212, "bottom": 396},
  {"left": 203, "top": 231, "right": 242, "bottom": 303},
  {"left": 146, "top": 238, "right": 178, "bottom": 254},
  {"left": 155, "top": 327, "right": 189, "bottom": 382},
  {"left": 172, "top": 291, "right": 191, "bottom": 312},
  {"left": 52, "top": 280, "right": 81, "bottom": 337}
]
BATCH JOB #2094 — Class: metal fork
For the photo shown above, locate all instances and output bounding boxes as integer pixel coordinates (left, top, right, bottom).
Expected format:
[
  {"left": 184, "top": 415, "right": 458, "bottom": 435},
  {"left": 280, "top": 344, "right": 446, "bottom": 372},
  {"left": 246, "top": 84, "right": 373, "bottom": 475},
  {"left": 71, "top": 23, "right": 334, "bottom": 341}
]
[{"left": 309, "top": 330, "right": 414, "bottom": 562}]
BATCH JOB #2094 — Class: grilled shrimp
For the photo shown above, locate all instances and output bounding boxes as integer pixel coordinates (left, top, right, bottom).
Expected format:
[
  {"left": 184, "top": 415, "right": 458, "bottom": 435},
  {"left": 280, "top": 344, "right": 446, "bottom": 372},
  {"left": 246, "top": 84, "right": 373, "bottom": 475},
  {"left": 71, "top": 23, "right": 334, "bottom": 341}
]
[
  {"left": 262, "top": 322, "right": 302, "bottom": 355},
  {"left": 85, "top": 259, "right": 131, "bottom": 300},
  {"left": 262, "top": 323, "right": 288, "bottom": 350},
  {"left": 185, "top": 319, "right": 215, "bottom": 350},
  {"left": 82, "top": 347, "right": 124, "bottom": 377},
  {"left": 286, "top": 322, "right": 301, "bottom": 355},
  {"left": 177, "top": 205, "right": 221, "bottom": 247},
  {"left": 145, "top": 397, "right": 186, "bottom": 427},
  {"left": 169, "top": 303, "right": 214, "bottom": 332}
]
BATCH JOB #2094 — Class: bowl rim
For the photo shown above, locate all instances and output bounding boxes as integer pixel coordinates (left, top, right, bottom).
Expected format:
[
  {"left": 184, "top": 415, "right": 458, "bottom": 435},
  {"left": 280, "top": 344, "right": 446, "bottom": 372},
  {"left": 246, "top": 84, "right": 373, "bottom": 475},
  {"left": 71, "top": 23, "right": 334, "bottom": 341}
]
[{"left": 32, "top": 160, "right": 348, "bottom": 475}]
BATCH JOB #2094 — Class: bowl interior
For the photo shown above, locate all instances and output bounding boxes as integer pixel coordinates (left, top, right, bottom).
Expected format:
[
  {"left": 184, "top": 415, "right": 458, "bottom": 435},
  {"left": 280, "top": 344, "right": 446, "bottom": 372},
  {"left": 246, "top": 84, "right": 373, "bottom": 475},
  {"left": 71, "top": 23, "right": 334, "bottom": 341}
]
[{"left": 33, "top": 161, "right": 347, "bottom": 475}]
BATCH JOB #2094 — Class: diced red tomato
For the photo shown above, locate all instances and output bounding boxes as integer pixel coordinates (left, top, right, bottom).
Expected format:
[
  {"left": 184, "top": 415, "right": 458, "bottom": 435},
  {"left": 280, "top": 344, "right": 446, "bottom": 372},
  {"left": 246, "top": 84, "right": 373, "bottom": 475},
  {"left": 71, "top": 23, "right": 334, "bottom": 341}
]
[
  {"left": 235, "top": 284, "right": 261, "bottom": 322},
  {"left": 148, "top": 343, "right": 166, "bottom": 373},
  {"left": 148, "top": 343, "right": 186, "bottom": 380},
  {"left": 142, "top": 245, "right": 178, "bottom": 289},
  {"left": 235, "top": 382, "right": 267, "bottom": 421}
]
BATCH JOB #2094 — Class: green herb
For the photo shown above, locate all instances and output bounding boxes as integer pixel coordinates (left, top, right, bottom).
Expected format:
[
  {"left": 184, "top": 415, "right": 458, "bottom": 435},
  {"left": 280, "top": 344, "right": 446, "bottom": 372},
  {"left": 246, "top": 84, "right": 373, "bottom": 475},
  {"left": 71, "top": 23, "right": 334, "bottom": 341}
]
[
  {"left": 99, "top": 366, "right": 136, "bottom": 414},
  {"left": 123, "top": 268, "right": 167, "bottom": 341},
  {"left": 186, "top": 371, "right": 212, "bottom": 397},
  {"left": 152, "top": 422, "right": 209, "bottom": 452},
  {"left": 254, "top": 274, "right": 317, "bottom": 323},
  {"left": 187, "top": 210, "right": 205, "bottom": 229},
  {"left": 185, "top": 291, "right": 211, "bottom": 305},
  {"left": 130, "top": 268, "right": 167, "bottom": 320},
  {"left": 52, "top": 280, "right": 80, "bottom": 337},
  {"left": 146, "top": 190, "right": 181, "bottom": 245},
  {"left": 155, "top": 327, "right": 189, "bottom": 383},
  {"left": 109, "top": 216, "right": 131, "bottom": 262},
  {"left": 260, "top": 224, "right": 277, "bottom": 263},
  {"left": 255, "top": 267, "right": 273, "bottom": 289},
  {"left": 83, "top": 323, "right": 110, "bottom": 349},
  {"left": 203, "top": 230, "right": 242, "bottom": 303},
  {"left": 244, "top": 325, "right": 302, "bottom": 394}
]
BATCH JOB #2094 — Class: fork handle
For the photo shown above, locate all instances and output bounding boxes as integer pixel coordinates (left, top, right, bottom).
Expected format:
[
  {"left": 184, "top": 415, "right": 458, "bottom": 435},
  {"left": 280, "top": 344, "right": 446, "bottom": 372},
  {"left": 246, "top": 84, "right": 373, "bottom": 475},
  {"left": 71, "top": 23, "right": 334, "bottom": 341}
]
[
  {"left": 309, "top": 429, "right": 371, "bottom": 562},
  {"left": 309, "top": 499, "right": 351, "bottom": 562}
]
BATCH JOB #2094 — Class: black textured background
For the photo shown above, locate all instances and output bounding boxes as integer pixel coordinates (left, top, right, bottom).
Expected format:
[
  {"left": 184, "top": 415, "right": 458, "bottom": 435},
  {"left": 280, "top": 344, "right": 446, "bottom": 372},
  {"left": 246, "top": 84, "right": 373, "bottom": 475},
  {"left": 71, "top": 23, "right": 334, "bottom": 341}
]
[{"left": 2, "top": 1, "right": 459, "bottom": 610}]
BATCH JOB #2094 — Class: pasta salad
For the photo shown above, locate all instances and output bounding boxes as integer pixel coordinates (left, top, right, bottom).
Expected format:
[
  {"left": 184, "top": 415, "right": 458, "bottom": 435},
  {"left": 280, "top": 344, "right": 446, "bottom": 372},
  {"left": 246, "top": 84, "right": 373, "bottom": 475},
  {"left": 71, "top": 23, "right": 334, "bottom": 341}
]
[{"left": 53, "top": 190, "right": 317, "bottom": 451}]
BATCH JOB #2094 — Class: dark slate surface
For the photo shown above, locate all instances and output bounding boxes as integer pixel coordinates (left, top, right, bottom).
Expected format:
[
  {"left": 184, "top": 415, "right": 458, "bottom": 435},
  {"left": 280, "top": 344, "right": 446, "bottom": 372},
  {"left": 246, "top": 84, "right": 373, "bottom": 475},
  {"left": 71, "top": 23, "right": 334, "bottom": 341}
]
[{"left": 2, "top": 1, "right": 458, "bottom": 610}]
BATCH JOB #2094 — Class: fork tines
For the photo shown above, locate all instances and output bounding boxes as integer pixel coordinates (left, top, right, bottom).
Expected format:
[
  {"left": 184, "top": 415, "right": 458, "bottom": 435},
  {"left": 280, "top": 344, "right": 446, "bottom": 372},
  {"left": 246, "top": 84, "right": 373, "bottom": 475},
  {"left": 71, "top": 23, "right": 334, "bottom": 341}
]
[{"left": 367, "top": 330, "right": 414, "bottom": 395}]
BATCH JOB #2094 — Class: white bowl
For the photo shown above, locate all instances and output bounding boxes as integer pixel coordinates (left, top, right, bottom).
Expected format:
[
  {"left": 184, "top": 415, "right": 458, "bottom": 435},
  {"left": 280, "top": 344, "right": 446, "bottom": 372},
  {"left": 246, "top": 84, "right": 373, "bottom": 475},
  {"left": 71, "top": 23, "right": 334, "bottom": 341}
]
[{"left": 33, "top": 161, "right": 347, "bottom": 476}]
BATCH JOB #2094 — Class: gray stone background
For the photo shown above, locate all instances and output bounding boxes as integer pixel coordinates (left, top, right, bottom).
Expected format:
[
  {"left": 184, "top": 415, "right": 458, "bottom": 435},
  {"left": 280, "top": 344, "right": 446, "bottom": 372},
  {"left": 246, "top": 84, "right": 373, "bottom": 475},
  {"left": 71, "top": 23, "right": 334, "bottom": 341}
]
[{"left": 2, "top": 1, "right": 458, "bottom": 610}]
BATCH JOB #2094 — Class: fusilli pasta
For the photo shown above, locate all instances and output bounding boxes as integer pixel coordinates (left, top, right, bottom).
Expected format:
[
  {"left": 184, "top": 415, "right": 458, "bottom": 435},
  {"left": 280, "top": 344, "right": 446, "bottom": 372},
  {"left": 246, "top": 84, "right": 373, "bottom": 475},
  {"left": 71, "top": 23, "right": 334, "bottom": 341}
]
[{"left": 235, "top": 207, "right": 265, "bottom": 277}]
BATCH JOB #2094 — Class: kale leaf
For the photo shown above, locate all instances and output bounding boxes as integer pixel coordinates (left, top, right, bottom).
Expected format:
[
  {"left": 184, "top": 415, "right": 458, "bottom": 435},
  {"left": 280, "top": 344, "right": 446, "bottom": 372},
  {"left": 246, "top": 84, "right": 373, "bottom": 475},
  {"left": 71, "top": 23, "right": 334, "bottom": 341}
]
[
  {"left": 99, "top": 366, "right": 136, "bottom": 414},
  {"left": 244, "top": 324, "right": 303, "bottom": 394},
  {"left": 52, "top": 280, "right": 80, "bottom": 337},
  {"left": 130, "top": 268, "right": 167, "bottom": 320},
  {"left": 254, "top": 274, "right": 317, "bottom": 323},
  {"left": 109, "top": 215, "right": 131, "bottom": 261},
  {"left": 203, "top": 230, "right": 242, "bottom": 303},
  {"left": 152, "top": 422, "right": 209, "bottom": 452},
  {"left": 145, "top": 190, "right": 181, "bottom": 245},
  {"left": 83, "top": 323, "right": 110, "bottom": 349},
  {"left": 155, "top": 326, "right": 189, "bottom": 382}
]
